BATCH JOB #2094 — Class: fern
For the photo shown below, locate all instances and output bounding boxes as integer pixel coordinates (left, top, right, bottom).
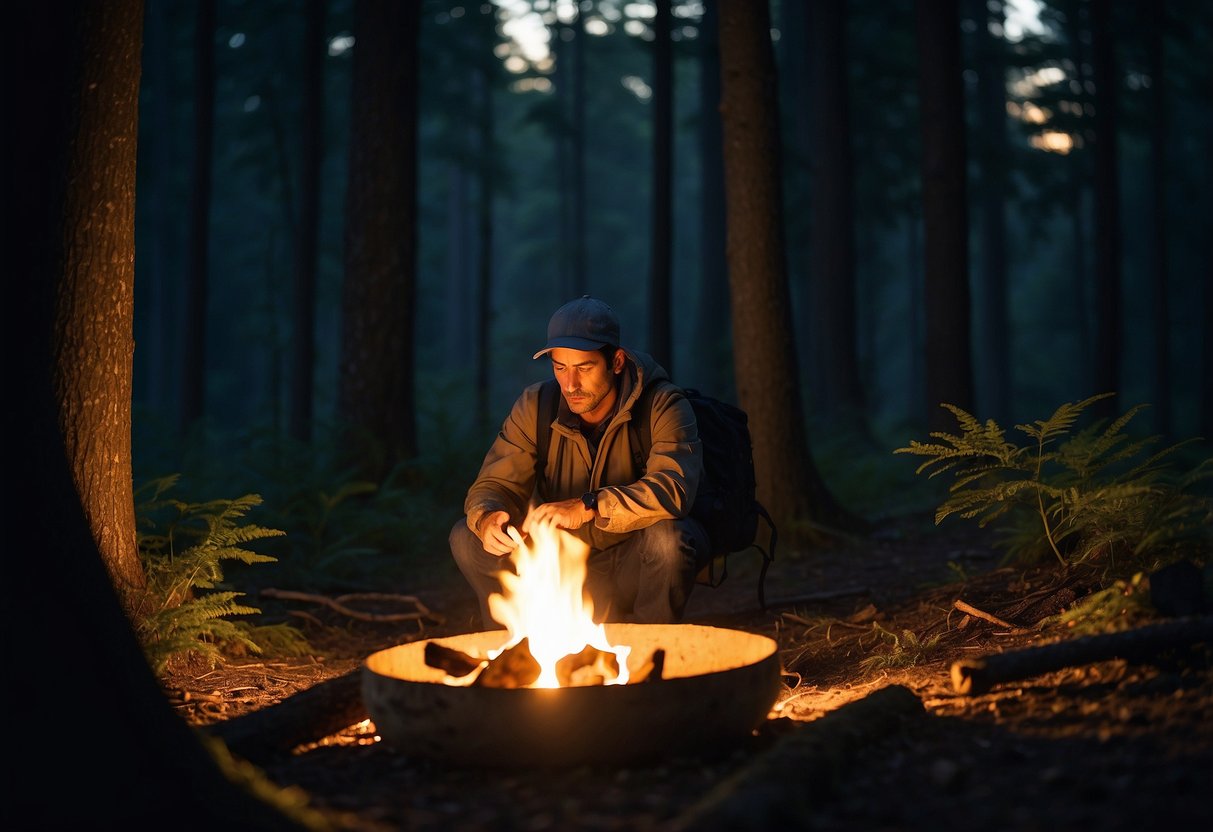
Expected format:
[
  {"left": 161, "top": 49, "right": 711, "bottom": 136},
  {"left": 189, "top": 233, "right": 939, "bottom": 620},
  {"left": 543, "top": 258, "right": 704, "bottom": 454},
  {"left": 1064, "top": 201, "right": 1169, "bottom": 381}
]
[
  {"left": 895, "top": 395, "right": 1213, "bottom": 569},
  {"left": 135, "top": 477, "right": 310, "bottom": 673}
]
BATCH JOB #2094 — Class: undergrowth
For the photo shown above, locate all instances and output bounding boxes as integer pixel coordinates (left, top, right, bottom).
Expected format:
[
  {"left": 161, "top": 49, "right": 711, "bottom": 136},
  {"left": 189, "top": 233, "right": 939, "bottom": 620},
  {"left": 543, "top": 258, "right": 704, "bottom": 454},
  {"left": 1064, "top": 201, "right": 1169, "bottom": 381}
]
[
  {"left": 893, "top": 393, "right": 1213, "bottom": 572},
  {"left": 135, "top": 475, "right": 310, "bottom": 673}
]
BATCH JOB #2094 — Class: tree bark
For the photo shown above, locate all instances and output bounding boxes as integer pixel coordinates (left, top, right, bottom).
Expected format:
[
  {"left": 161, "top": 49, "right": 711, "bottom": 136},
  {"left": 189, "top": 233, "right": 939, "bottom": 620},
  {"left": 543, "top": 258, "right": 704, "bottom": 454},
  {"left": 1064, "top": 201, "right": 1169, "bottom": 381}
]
[
  {"left": 915, "top": 0, "right": 974, "bottom": 432},
  {"left": 806, "top": 0, "right": 866, "bottom": 424},
  {"left": 648, "top": 0, "right": 673, "bottom": 372},
  {"left": 717, "top": 0, "right": 858, "bottom": 540},
  {"left": 474, "top": 6, "right": 497, "bottom": 431},
  {"left": 1147, "top": 4, "right": 1171, "bottom": 436},
  {"left": 338, "top": 0, "right": 421, "bottom": 477},
  {"left": 694, "top": 0, "right": 732, "bottom": 396},
  {"left": 1090, "top": 0, "right": 1122, "bottom": 418},
  {"left": 289, "top": 0, "right": 326, "bottom": 443},
  {"left": 180, "top": 0, "right": 216, "bottom": 436},
  {"left": 8, "top": 3, "right": 306, "bottom": 826},
  {"left": 48, "top": 0, "right": 146, "bottom": 620}
]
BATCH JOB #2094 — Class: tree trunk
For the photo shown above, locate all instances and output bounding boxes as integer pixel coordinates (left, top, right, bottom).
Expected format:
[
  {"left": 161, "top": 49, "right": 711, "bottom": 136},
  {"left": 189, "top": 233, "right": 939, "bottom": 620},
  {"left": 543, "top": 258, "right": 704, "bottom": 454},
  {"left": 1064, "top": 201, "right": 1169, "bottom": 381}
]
[
  {"left": 44, "top": 0, "right": 146, "bottom": 621},
  {"left": 474, "top": 7, "right": 497, "bottom": 431},
  {"left": 648, "top": 0, "right": 673, "bottom": 372},
  {"left": 181, "top": 0, "right": 216, "bottom": 436},
  {"left": 338, "top": 0, "right": 420, "bottom": 478},
  {"left": 1062, "top": 0, "right": 1093, "bottom": 394},
  {"left": 572, "top": 8, "right": 588, "bottom": 295},
  {"left": 915, "top": 0, "right": 974, "bottom": 431},
  {"left": 289, "top": 0, "right": 326, "bottom": 443},
  {"left": 973, "top": 0, "right": 1011, "bottom": 424},
  {"left": 806, "top": 0, "right": 866, "bottom": 424},
  {"left": 1147, "top": 5, "right": 1171, "bottom": 435},
  {"left": 9, "top": 4, "right": 306, "bottom": 827},
  {"left": 1090, "top": 0, "right": 1122, "bottom": 417},
  {"left": 717, "top": 0, "right": 858, "bottom": 540},
  {"left": 694, "top": 0, "right": 732, "bottom": 396}
]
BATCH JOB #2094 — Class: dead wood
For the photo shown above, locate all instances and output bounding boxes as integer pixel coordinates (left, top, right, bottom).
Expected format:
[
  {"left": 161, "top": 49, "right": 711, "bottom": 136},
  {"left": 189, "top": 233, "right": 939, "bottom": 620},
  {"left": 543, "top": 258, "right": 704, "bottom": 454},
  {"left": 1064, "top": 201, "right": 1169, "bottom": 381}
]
[
  {"left": 424, "top": 641, "right": 484, "bottom": 679},
  {"left": 954, "top": 598, "right": 1017, "bottom": 629},
  {"left": 204, "top": 669, "right": 367, "bottom": 762},
  {"left": 666, "top": 684, "right": 924, "bottom": 832},
  {"left": 951, "top": 615, "right": 1213, "bottom": 695},
  {"left": 555, "top": 645, "right": 620, "bottom": 687},
  {"left": 474, "top": 638, "right": 540, "bottom": 688},
  {"left": 260, "top": 587, "right": 445, "bottom": 625}
]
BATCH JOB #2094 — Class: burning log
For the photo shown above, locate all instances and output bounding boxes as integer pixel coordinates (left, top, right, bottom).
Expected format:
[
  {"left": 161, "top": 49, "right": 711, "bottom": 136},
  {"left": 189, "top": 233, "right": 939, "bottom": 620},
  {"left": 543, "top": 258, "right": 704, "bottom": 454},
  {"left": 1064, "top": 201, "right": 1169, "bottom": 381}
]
[
  {"left": 555, "top": 645, "right": 620, "bottom": 687},
  {"left": 951, "top": 615, "right": 1213, "bottom": 695},
  {"left": 423, "top": 641, "right": 484, "bottom": 679},
  {"left": 474, "top": 638, "right": 541, "bottom": 689}
]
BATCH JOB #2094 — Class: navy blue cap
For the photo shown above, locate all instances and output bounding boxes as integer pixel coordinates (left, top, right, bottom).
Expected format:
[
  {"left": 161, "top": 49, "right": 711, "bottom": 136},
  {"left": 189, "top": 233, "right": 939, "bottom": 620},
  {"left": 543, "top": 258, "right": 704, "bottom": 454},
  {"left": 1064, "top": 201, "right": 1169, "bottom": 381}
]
[{"left": 532, "top": 295, "right": 621, "bottom": 359}]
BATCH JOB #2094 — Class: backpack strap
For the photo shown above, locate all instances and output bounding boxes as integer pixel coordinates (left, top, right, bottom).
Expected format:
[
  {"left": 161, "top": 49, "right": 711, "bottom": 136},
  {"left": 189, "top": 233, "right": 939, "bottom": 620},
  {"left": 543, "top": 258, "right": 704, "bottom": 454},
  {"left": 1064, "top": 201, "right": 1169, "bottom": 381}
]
[
  {"left": 627, "top": 381, "right": 658, "bottom": 476},
  {"left": 534, "top": 378, "right": 561, "bottom": 489}
]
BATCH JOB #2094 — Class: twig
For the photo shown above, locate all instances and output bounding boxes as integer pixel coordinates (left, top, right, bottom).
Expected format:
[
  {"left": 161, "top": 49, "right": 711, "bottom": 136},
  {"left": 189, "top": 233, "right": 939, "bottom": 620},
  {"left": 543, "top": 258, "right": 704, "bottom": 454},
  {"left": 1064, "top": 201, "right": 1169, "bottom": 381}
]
[
  {"left": 954, "top": 599, "right": 1016, "bottom": 630},
  {"left": 260, "top": 587, "right": 445, "bottom": 624}
]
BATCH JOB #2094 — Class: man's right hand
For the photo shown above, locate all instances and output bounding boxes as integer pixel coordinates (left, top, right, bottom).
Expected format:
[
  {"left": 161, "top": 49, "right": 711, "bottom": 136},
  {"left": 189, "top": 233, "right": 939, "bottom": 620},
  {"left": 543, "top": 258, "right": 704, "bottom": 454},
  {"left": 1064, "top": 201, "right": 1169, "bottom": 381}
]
[{"left": 476, "top": 510, "right": 515, "bottom": 556}]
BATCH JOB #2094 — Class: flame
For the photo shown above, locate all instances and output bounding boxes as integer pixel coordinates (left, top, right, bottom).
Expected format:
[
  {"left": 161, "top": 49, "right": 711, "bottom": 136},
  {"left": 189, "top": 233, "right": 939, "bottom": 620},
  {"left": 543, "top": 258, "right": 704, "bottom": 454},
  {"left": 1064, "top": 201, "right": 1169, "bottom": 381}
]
[{"left": 486, "top": 521, "right": 631, "bottom": 688}]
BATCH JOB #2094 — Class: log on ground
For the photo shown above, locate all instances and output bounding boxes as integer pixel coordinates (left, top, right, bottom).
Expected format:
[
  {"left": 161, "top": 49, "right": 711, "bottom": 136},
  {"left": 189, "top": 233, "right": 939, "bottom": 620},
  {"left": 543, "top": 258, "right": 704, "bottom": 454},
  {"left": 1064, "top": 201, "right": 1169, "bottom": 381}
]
[
  {"left": 204, "top": 669, "right": 367, "bottom": 762},
  {"left": 666, "top": 684, "right": 924, "bottom": 832},
  {"left": 951, "top": 615, "right": 1213, "bottom": 695}
]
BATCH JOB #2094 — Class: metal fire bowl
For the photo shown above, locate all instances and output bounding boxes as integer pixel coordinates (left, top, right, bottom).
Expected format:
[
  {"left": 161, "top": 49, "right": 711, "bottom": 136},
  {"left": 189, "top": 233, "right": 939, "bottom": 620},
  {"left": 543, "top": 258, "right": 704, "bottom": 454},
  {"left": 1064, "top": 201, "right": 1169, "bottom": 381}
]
[{"left": 362, "top": 623, "right": 782, "bottom": 767}]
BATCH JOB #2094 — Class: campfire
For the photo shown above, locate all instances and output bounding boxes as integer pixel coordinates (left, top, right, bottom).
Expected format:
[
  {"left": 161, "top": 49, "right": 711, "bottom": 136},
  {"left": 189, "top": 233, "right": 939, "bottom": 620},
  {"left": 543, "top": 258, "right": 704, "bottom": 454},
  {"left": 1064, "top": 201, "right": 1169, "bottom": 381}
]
[{"left": 362, "top": 521, "right": 781, "bottom": 766}]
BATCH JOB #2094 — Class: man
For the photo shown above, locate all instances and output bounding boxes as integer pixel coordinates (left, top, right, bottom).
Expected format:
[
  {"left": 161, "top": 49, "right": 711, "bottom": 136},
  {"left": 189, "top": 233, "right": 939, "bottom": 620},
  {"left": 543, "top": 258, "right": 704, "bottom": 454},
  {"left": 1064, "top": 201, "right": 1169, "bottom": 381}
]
[{"left": 450, "top": 295, "right": 710, "bottom": 628}]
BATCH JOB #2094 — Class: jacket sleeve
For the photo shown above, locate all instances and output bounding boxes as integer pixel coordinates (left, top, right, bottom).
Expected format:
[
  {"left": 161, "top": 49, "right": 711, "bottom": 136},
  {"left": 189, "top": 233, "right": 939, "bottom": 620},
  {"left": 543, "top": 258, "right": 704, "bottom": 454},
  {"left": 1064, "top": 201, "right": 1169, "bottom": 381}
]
[
  {"left": 463, "top": 384, "right": 543, "bottom": 535},
  {"left": 594, "top": 385, "right": 702, "bottom": 534}
]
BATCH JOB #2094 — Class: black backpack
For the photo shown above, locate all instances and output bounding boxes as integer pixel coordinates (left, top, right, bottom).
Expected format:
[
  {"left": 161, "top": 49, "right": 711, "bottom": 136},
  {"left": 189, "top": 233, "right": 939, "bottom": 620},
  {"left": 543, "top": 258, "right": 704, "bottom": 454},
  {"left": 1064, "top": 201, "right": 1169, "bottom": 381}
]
[{"left": 535, "top": 379, "right": 777, "bottom": 609}]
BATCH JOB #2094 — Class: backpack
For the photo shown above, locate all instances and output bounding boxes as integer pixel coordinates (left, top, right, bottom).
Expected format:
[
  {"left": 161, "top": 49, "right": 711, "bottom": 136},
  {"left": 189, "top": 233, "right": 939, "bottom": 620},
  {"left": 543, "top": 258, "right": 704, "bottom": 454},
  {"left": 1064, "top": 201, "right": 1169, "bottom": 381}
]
[{"left": 535, "top": 379, "right": 777, "bottom": 609}]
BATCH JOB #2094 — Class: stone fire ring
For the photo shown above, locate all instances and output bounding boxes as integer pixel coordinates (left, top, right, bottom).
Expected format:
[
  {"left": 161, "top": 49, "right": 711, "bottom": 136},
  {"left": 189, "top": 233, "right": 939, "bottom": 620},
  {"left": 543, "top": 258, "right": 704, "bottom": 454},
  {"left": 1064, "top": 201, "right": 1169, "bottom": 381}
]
[{"left": 362, "top": 622, "right": 782, "bottom": 767}]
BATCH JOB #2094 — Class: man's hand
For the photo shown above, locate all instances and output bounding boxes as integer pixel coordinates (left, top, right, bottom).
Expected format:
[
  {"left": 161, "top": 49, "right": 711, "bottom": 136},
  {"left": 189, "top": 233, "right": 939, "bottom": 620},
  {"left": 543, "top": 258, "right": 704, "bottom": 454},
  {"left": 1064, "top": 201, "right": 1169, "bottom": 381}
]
[
  {"left": 476, "top": 510, "right": 516, "bottom": 556},
  {"left": 522, "top": 498, "right": 594, "bottom": 534}
]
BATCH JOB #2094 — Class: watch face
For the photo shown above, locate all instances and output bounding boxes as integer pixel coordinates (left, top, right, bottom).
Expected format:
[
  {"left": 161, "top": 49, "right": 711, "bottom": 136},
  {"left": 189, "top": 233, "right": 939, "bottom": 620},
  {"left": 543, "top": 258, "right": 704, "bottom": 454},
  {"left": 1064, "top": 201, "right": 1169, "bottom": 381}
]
[{"left": 582, "top": 491, "right": 597, "bottom": 510}]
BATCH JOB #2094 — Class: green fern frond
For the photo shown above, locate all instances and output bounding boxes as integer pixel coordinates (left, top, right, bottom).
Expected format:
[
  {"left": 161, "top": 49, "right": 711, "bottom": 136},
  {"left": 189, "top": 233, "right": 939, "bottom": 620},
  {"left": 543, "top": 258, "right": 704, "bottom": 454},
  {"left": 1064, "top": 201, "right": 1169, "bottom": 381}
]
[{"left": 1015, "top": 393, "right": 1114, "bottom": 444}]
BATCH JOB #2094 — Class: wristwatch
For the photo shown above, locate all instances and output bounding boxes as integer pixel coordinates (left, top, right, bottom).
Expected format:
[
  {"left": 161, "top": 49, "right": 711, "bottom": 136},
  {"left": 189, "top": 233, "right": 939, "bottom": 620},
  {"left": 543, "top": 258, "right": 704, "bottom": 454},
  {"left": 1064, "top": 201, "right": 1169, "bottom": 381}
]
[{"left": 580, "top": 490, "right": 598, "bottom": 513}]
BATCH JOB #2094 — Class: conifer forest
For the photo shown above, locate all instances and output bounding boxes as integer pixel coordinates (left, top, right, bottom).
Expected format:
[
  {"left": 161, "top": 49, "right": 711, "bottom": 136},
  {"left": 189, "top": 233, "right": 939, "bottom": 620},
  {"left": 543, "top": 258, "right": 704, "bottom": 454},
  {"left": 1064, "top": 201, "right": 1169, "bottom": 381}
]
[{"left": 9, "top": 1, "right": 1212, "bottom": 829}]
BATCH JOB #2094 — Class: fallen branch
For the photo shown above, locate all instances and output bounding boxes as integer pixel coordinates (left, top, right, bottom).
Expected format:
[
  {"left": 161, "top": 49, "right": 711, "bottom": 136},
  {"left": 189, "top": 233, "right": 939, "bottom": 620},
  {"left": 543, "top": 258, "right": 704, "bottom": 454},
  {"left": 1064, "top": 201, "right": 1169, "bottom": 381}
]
[
  {"left": 951, "top": 615, "right": 1213, "bottom": 695},
  {"left": 204, "top": 669, "right": 367, "bottom": 761},
  {"left": 666, "top": 685, "right": 923, "bottom": 832},
  {"left": 260, "top": 588, "right": 445, "bottom": 625},
  {"left": 953, "top": 599, "right": 1016, "bottom": 630}
]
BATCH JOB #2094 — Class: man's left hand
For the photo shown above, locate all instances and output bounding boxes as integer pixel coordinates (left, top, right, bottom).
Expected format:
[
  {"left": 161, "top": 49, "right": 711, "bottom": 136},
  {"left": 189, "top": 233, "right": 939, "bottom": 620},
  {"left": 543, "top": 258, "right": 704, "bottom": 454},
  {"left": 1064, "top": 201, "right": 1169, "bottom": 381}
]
[{"left": 522, "top": 498, "right": 594, "bottom": 533}]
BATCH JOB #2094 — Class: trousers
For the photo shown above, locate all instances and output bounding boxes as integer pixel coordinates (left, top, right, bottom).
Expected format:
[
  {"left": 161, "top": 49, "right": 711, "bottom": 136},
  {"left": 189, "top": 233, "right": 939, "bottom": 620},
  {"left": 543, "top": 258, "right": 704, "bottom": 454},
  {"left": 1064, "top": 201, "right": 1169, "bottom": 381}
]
[{"left": 449, "top": 516, "right": 711, "bottom": 629}]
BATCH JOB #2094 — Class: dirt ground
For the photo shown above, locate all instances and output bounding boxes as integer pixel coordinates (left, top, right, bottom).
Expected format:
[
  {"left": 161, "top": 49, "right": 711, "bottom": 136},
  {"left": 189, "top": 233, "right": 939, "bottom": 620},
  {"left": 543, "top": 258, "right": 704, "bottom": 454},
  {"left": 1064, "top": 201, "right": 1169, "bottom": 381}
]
[{"left": 165, "top": 517, "right": 1213, "bottom": 831}]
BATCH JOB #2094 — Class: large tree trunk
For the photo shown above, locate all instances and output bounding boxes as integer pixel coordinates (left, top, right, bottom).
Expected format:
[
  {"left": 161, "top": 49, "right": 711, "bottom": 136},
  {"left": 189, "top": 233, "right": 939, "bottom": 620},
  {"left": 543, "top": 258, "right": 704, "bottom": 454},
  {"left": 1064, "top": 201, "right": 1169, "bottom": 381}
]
[
  {"left": 1146, "top": 4, "right": 1171, "bottom": 435},
  {"left": 180, "top": 0, "right": 216, "bottom": 436},
  {"left": 474, "top": 5, "right": 497, "bottom": 431},
  {"left": 338, "top": 0, "right": 420, "bottom": 478},
  {"left": 9, "top": 4, "right": 305, "bottom": 827},
  {"left": 1090, "top": 0, "right": 1122, "bottom": 418},
  {"left": 973, "top": 0, "right": 1011, "bottom": 424},
  {"left": 694, "top": 0, "right": 732, "bottom": 396},
  {"left": 806, "top": 0, "right": 866, "bottom": 424},
  {"left": 46, "top": 0, "right": 146, "bottom": 621},
  {"left": 289, "top": 0, "right": 326, "bottom": 443},
  {"left": 648, "top": 0, "right": 673, "bottom": 372},
  {"left": 915, "top": 0, "right": 974, "bottom": 432},
  {"left": 717, "top": 0, "right": 857, "bottom": 540}
]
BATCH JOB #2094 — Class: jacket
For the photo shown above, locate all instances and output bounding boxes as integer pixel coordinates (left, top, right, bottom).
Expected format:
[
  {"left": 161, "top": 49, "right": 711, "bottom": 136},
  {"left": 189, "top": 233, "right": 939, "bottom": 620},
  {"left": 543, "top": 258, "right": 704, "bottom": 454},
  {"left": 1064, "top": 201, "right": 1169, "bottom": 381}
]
[{"left": 464, "top": 349, "right": 702, "bottom": 552}]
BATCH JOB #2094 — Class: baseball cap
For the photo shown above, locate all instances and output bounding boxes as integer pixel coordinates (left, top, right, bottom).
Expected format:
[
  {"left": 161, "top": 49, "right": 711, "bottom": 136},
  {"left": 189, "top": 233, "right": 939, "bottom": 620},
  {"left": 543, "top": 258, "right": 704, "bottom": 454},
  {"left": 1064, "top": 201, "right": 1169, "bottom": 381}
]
[{"left": 532, "top": 295, "right": 621, "bottom": 359}]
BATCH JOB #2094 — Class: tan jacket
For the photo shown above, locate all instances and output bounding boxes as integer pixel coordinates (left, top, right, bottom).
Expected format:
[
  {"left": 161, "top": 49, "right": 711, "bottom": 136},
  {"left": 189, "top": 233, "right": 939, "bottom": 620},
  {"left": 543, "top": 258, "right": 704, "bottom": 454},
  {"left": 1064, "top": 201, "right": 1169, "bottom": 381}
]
[{"left": 464, "top": 349, "right": 702, "bottom": 552}]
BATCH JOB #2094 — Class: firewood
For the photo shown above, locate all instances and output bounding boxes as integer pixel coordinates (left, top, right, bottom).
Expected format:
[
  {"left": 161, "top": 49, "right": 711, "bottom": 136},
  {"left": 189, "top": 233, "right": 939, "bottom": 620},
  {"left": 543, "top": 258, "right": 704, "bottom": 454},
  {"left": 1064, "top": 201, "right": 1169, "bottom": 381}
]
[
  {"left": 666, "top": 684, "right": 924, "bottom": 832},
  {"left": 951, "top": 615, "right": 1213, "bottom": 695},
  {"left": 205, "top": 669, "right": 366, "bottom": 762},
  {"left": 556, "top": 645, "right": 619, "bottom": 687},
  {"left": 474, "top": 638, "right": 541, "bottom": 688},
  {"left": 424, "top": 641, "right": 484, "bottom": 678}
]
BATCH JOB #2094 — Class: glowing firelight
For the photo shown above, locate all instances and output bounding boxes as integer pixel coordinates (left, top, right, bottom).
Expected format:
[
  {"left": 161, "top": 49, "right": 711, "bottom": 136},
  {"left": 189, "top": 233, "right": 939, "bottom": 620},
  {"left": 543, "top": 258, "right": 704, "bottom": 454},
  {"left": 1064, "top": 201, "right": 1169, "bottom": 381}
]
[{"left": 486, "top": 521, "right": 631, "bottom": 688}]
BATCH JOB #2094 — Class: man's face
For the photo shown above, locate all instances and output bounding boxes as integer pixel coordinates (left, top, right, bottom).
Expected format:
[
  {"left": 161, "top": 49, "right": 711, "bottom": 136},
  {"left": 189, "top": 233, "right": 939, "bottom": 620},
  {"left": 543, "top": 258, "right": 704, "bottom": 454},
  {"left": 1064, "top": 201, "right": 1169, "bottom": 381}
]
[{"left": 549, "top": 347, "right": 623, "bottom": 421}]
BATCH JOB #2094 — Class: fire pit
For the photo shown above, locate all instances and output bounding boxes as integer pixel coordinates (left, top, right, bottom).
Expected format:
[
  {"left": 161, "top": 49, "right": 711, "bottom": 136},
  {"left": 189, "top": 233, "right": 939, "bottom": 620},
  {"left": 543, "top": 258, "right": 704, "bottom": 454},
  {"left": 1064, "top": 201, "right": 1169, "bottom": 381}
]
[{"left": 363, "top": 622, "right": 781, "bottom": 767}]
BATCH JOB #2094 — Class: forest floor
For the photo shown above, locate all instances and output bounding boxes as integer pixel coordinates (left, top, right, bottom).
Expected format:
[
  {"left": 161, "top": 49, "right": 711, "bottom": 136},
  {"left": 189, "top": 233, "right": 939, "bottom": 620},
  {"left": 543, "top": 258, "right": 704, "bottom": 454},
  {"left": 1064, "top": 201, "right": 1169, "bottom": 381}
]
[{"left": 164, "top": 515, "right": 1213, "bottom": 832}]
